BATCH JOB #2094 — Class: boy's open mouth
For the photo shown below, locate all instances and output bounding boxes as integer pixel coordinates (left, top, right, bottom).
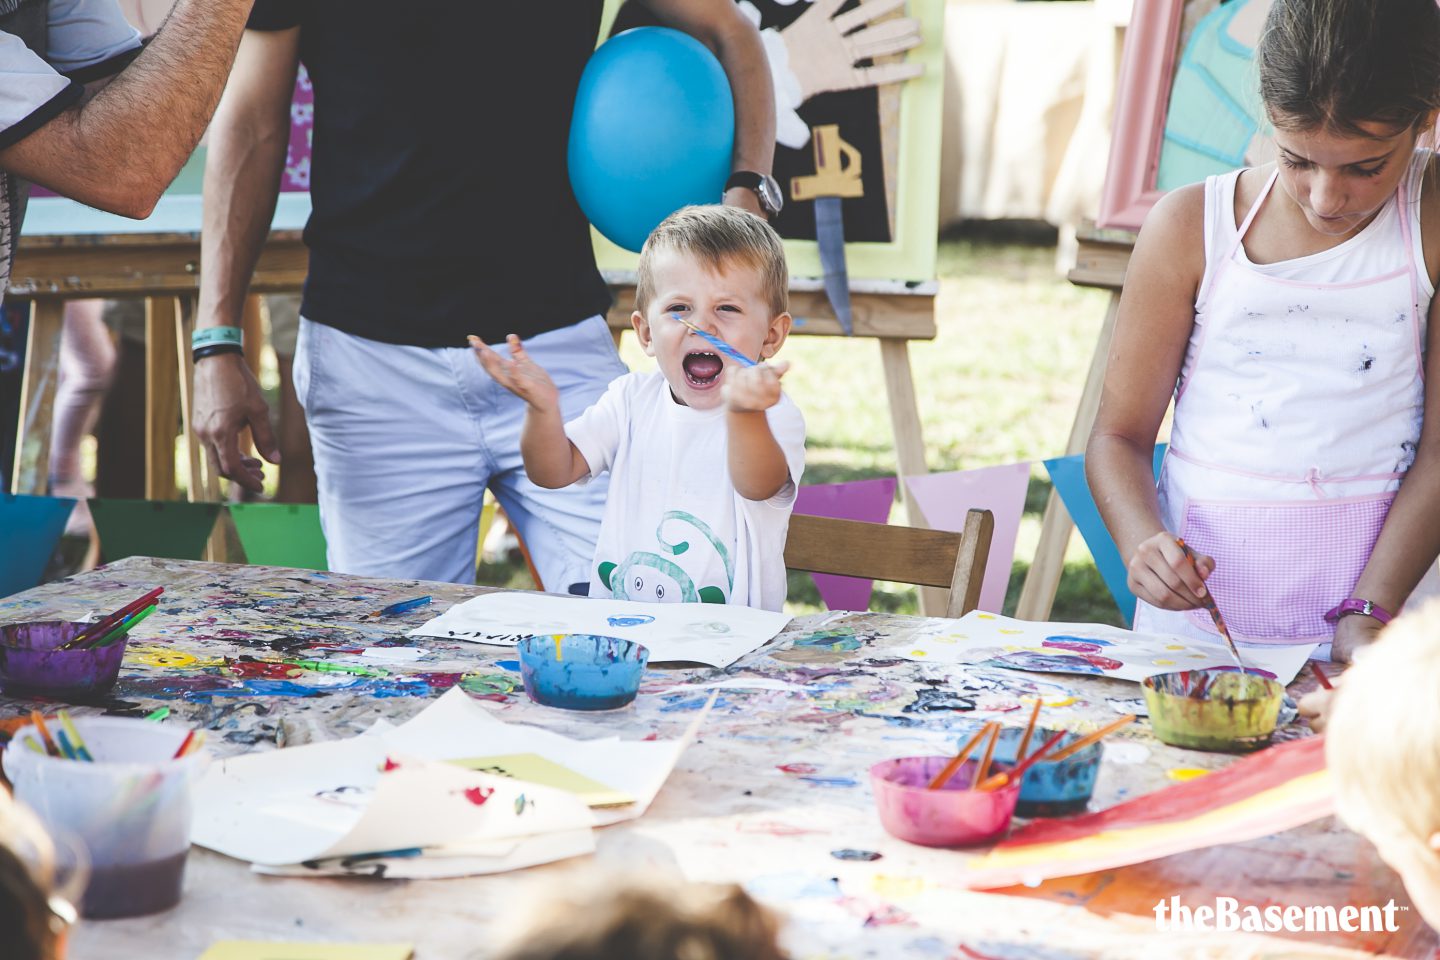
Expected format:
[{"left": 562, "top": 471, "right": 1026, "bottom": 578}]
[{"left": 682, "top": 351, "right": 724, "bottom": 387}]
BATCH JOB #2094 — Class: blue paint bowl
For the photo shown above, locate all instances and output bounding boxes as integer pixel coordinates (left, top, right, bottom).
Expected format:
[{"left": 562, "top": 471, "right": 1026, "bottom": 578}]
[
  {"left": 517, "top": 634, "right": 649, "bottom": 711},
  {"left": 962, "top": 725, "right": 1102, "bottom": 817}
]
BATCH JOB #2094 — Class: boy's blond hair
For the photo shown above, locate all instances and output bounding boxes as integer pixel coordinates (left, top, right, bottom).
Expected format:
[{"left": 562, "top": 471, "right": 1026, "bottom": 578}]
[
  {"left": 493, "top": 871, "right": 786, "bottom": 960},
  {"left": 635, "top": 205, "right": 789, "bottom": 318},
  {"left": 1327, "top": 597, "right": 1440, "bottom": 847}
]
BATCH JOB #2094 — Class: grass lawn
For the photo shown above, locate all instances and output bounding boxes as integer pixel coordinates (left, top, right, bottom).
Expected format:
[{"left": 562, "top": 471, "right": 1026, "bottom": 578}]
[{"left": 484, "top": 229, "right": 1128, "bottom": 626}]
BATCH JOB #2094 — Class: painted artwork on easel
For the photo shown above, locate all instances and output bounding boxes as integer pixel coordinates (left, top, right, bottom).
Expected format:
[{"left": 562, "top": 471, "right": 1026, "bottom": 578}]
[
  {"left": 1098, "top": 0, "right": 1277, "bottom": 230},
  {"left": 597, "top": 0, "right": 944, "bottom": 282},
  {"left": 896, "top": 611, "right": 1316, "bottom": 685}
]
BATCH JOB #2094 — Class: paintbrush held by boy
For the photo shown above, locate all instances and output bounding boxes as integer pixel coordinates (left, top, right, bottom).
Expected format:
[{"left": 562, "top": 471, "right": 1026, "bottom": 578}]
[
  {"left": 472, "top": 205, "right": 805, "bottom": 611},
  {"left": 1327, "top": 596, "right": 1440, "bottom": 930}
]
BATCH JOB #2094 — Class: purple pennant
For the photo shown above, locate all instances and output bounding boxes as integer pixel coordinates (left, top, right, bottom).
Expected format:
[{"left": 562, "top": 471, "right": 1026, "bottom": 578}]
[{"left": 794, "top": 478, "right": 897, "bottom": 613}]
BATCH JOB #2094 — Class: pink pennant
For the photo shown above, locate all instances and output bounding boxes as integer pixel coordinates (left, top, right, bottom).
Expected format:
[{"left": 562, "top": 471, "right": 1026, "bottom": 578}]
[
  {"left": 794, "top": 478, "right": 897, "bottom": 613},
  {"left": 904, "top": 463, "right": 1031, "bottom": 614}
]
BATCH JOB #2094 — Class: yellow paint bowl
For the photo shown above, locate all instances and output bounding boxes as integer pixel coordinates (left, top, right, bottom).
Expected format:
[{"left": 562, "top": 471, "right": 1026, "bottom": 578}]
[{"left": 1141, "top": 668, "right": 1283, "bottom": 753}]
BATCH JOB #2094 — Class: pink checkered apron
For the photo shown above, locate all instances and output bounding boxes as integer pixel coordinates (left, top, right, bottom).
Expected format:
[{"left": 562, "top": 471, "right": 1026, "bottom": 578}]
[{"left": 1134, "top": 161, "right": 1429, "bottom": 645}]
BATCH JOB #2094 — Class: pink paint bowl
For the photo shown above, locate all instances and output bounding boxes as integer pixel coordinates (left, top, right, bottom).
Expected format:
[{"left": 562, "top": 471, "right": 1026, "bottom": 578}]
[
  {"left": 870, "top": 756, "right": 1021, "bottom": 848},
  {"left": 0, "top": 621, "right": 127, "bottom": 702}
]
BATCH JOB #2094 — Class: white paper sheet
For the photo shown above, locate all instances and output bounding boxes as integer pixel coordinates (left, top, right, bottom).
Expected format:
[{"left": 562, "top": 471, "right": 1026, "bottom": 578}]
[
  {"left": 410, "top": 592, "right": 790, "bottom": 668},
  {"left": 376, "top": 687, "right": 714, "bottom": 826},
  {"left": 895, "top": 612, "right": 1316, "bottom": 685},
  {"left": 192, "top": 743, "right": 594, "bottom": 867},
  {"left": 252, "top": 829, "right": 596, "bottom": 879}
]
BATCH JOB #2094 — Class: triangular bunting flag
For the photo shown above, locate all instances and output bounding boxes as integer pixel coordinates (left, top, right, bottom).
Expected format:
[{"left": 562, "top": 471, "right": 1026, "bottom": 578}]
[
  {"left": 90, "top": 499, "right": 222, "bottom": 563},
  {"left": 0, "top": 494, "right": 76, "bottom": 599},
  {"left": 904, "top": 462, "right": 1030, "bottom": 614},
  {"left": 228, "top": 503, "right": 329, "bottom": 571},
  {"left": 1042, "top": 444, "right": 1167, "bottom": 626},
  {"left": 794, "top": 478, "right": 896, "bottom": 612}
]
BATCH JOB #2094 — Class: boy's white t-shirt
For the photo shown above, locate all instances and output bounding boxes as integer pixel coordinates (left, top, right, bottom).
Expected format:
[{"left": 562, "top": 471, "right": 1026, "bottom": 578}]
[{"left": 564, "top": 370, "right": 806, "bottom": 612}]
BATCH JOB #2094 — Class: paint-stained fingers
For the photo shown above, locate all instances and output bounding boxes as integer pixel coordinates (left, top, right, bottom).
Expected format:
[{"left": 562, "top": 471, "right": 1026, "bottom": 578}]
[
  {"left": 847, "top": 17, "right": 923, "bottom": 59},
  {"left": 832, "top": 0, "right": 908, "bottom": 35}
]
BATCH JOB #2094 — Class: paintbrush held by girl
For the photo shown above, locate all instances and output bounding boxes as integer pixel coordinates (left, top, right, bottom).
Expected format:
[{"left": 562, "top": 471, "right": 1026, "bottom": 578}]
[{"left": 1087, "top": 0, "right": 1440, "bottom": 663}]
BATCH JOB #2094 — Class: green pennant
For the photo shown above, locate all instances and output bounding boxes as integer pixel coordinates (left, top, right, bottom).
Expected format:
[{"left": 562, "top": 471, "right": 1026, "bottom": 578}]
[
  {"left": 0, "top": 494, "right": 76, "bottom": 599},
  {"left": 227, "top": 502, "right": 329, "bottom": 571},
  {"left": 90, "top": 499, "right": 222, "bottom": 563}
]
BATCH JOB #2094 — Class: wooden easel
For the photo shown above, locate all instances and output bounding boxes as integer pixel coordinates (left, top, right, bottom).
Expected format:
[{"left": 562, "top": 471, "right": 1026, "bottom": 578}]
[
  {"left": 10, "top": 233, "right": 946, "bottom": 612},
  {"left": 1014, "top": 221, "right": 1136, "bottom": 621}
]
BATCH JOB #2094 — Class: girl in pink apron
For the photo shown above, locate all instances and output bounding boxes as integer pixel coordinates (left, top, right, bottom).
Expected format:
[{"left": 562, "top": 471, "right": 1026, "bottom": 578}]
[{"left": 1088, "top": 0, "right": 1440, "bottom": 664}]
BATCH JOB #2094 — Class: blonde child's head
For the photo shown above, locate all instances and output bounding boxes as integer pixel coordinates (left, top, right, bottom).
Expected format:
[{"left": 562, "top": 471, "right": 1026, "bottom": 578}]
[
  {"left": 492, "top": 871, "right": 786, "bottom": 960},
  {"left": 631, "top": 206, "right": 791, "bottom": 410},
  {"left": 1327, "top": 597, "right": 1440, "bottom": 928},
  {"left": 0, "top": 790, "right": 65, "bottom": 960}
]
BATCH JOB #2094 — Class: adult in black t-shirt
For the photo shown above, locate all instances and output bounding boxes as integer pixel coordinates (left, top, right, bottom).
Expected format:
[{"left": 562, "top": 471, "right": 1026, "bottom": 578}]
[{"left": 190, "top": 1, "right": 776, "bottom": 591}]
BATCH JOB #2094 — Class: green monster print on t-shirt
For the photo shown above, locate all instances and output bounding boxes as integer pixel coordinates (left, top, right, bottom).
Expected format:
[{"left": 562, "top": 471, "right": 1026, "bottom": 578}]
[{"left": 598, "top": 510, "right": 734, "bottom": 604}]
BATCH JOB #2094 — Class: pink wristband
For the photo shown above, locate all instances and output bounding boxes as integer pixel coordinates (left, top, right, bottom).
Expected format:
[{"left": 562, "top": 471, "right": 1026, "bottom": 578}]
[{"left": 1324, "top": 598, "right": 1394, "bottom": 626}]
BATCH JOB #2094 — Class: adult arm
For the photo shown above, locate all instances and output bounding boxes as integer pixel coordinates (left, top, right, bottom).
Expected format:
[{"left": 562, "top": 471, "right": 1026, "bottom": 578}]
[
  {"left": 1332, "top": 157, "right": 1440, "bottom": 661},
  {"left": 191, "top": 26, "right": 299, "bottom": 491},
  {"left": 642, "top": 0, "right": 775, "bottom": 218},
  {"left": 1085, "top": 182, "right": 1212, "bottom": 610},
  {"left": 0, "top": 0, "right": 256, "bottom": 219}
]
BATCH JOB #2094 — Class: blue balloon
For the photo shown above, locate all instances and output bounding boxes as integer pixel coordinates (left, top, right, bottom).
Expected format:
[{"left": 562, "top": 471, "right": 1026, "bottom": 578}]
[{"left": 569, "top": 27, "right": 735, "bottom": 253}]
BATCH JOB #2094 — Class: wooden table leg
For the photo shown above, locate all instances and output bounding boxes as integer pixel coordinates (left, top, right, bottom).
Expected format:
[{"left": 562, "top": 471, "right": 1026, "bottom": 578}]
[
  {"left": 10, "top": 299, "right": 65, "bottom": 496},
  {"left": 1015, "top": 290, "right": 1121, "bottom": 621},
  {"left": 145, "top": 296, "right": 180, "bottom": 501},
  {"left": 879, "top": 338, "right": 943, "bottom": 616}
]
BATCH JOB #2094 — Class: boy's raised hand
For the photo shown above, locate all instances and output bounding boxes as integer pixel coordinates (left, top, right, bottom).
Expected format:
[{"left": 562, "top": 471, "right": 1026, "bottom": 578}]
[
  {"left": 723, "top": 360, "right": 789, "bottom": 414},
  {"left": 1128, "top": 530, "right": 1213, "bottom": 610},
  {"left": 469, "top": 334, "right": 559, "bottom": 413}
]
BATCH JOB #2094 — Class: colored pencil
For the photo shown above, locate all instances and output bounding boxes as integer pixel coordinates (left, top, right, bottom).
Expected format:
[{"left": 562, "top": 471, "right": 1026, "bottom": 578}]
[
  {"left": 1048, "top": 715, "right": 1137, "bottom": 762},
  {"left": 55, "top": 729, "right": 77, "bottom": 761},
  {"left": 88, "top": 603, "right": 157, "bottom": 650},
  {"left": 972, "top": 722, "right": 1002, "bottom": 790},
  {"left": 977, "top": 729, "right": 1068, "bottom": 792},
  {"left": 57, "top": 711, "right": 94, "bottom": 762},
  {"left": 144, "top": 707, "right": 170, "bottom": 722},
  {"left": 61, "top": 587, "right": 163, "bottom": 649},
  {"left": 171, "top": 729, "right": 198, "bottom": 760},
  {"left": 927, "top": 721, "right": 997, "bottom": 791},
  {"left": 667, "top": 313, "right": 758, "bottom": 368},
  {"left": 1311, "top": 662, "right": 1333, "bottom": 690},
  {"left": 1016, "top": 698, "right": 1043, "bottom": 763},
  {"left": 29, "top": 711, "right": 60, "bottom": 758},
  {"left": 1175, "top": 539, "right": 1246, "bottom": 675},
  {"left": 23, "top": 737, "right": 43, "bottom": 755}
]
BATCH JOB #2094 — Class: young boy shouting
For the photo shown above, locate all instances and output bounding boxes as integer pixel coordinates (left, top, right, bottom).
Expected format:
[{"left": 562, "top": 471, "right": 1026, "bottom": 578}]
[{"left": 472, "top": 205, "right": 804, "bottom": 611}]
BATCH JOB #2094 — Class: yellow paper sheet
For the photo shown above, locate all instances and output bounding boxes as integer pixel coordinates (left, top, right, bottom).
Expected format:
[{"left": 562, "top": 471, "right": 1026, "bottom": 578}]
[
  {"left": 450, "top": 753, "right": 636, "bottom": 807},
  {"left": 197, "top": 943, "right": 413, "bottom": 960}
]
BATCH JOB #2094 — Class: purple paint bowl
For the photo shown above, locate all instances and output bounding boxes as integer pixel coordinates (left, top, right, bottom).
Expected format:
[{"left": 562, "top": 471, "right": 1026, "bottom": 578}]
[
  {"left": 0, "top": 621, "right": 127, "bottom": 702},
  {"left": 870, "top": 756, "right": 1021, "bottom": 848}
]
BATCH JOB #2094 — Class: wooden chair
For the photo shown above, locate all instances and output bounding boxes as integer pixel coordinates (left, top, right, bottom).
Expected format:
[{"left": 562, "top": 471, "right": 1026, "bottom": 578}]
[{"left": 785, "top": 509, "right": 995, "bottom": 618}]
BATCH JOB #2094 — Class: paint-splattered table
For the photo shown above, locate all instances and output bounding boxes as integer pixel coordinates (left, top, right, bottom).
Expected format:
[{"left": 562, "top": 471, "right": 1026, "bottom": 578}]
[{"left": 1, "top": 557, "right": 1433, "bottom": 960}]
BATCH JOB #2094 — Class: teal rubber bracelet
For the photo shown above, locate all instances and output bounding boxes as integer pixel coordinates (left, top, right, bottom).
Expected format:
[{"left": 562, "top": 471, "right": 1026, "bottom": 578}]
[{"left": 191, "top": 326, "right": 243, "bottom": 348}]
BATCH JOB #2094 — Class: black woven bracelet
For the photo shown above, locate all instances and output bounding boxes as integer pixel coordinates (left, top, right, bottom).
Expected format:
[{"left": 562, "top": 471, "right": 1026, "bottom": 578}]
[{"left": 192, "top": 343, "right": 245, "bottom": 362}]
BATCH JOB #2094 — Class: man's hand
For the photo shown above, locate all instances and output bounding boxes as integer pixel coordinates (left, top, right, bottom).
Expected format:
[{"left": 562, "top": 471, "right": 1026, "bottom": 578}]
[
  {"left": 193, "top": 353, "right": 279, "bottom": 493},
  {"left": 470, "top": 334, "right": 560, "bottom": 414},
  {"left": 1127, "top": 531, "right": 1213, "bottom": 611},
  {"left": 724, "top": 360, "right": 788, "bottom": 414}
]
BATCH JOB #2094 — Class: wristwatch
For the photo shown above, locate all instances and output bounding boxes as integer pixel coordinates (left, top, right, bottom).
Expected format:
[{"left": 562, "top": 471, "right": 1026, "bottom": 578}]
[
  {"left": 1323, "top": 598, "right": 1394, "bottom": 625},
  {"left": 725, "top": 171, "right": 784, "bottom": 219}
]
